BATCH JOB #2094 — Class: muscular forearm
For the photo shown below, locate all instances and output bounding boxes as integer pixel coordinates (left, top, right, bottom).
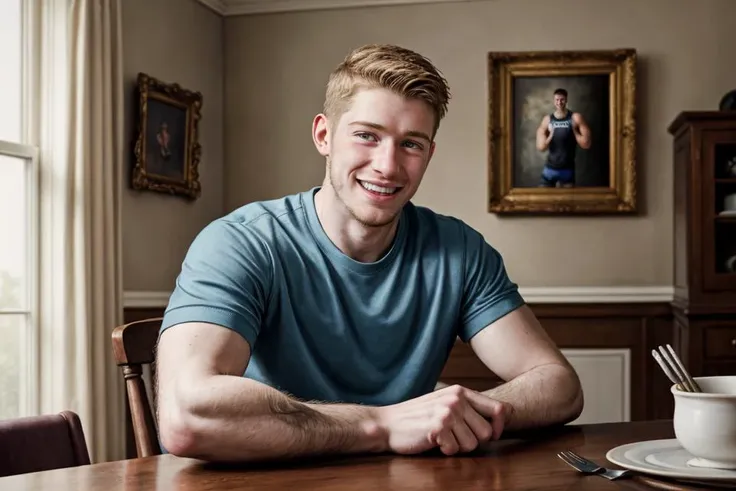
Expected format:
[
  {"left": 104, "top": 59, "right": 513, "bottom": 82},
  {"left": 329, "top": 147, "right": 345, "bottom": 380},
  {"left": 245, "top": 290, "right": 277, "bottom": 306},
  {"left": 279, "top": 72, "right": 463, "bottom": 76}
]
[
  {"left": 536, "top": 133, "right": 551, "bottom": 151},
  {"left": 574, "top": 131, "right": 591, "bottom": 149},
  {"left": 481, "top": 364, "right": 583, "bottom": 431},
  {"left": 159, "top": 375, "right": 386, "bottom": 462}
]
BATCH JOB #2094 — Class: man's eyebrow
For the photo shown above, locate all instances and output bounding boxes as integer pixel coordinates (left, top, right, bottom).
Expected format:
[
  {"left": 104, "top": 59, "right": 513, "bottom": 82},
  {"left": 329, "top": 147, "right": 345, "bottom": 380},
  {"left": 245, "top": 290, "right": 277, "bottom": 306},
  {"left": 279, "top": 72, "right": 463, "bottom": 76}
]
[{"left": 348, "top": 121, "right": 431, "bottom": 142}]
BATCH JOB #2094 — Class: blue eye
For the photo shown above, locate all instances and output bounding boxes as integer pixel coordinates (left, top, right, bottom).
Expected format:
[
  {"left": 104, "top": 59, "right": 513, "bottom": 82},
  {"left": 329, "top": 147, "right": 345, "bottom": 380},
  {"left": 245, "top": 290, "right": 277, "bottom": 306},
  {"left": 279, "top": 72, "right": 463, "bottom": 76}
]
[
  {"left": 356, "top": 132, "right": 377, "bottom": 141},
  {"left": 402, "top": 140, "right": 422, "bottom": 150}
]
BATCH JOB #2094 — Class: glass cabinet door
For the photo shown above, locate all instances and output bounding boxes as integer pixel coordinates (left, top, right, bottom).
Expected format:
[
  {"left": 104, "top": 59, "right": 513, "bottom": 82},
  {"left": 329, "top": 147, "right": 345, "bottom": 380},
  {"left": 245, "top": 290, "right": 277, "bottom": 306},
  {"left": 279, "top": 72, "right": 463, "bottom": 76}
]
[{"left": 702, "top": 131, "right": 736, "bottom": 292}]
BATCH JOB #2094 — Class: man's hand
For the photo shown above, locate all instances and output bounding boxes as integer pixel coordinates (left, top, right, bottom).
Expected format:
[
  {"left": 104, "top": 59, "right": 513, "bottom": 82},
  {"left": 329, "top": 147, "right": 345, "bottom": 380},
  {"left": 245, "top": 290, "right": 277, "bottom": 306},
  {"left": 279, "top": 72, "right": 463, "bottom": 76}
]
[{"left": 375, "top": 385, "right": 511, "bottom": 456}]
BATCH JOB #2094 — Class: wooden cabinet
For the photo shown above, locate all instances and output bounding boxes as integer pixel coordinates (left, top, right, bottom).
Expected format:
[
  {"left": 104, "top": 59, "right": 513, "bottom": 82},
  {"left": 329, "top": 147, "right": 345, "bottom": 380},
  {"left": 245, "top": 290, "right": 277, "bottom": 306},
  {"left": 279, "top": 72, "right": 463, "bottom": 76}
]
[
  {"left": 703, "top": 324, "right": 736, "bottom": 359},
  {"left": 668, "top": 111, "right": 736, "bottom": 377},
  {"left": 674, "top": 310, "right": 736, "bottom": 377}
]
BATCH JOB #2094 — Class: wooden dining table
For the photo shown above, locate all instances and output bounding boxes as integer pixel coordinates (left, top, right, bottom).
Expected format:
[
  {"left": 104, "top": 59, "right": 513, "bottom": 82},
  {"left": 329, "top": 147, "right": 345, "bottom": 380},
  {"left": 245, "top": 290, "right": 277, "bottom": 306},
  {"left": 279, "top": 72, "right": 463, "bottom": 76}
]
[{"left": 0, "top": 420, "right": 718, "bottom": 490}]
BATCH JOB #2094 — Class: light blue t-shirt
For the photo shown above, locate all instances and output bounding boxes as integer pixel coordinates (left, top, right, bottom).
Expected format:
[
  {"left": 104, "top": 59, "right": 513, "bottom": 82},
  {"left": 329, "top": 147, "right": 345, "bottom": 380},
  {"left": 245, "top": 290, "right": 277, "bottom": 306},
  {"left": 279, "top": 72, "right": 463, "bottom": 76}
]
[{"left": 161, "top": 187, "right": 525, "bottom": 406}]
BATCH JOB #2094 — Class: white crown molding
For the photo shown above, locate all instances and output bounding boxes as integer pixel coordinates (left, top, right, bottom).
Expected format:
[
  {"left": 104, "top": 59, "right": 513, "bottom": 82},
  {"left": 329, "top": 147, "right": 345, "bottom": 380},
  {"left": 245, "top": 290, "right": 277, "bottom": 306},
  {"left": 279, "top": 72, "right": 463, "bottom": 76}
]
[
  {"left": 197, "top": 0, "right": 480, "bottom": 16},
  {"left": 197, "top": 0, "right": 228, "bottom": 14},
  {"left": 123, "top": 286, "right": 674, "bottom": 308}
]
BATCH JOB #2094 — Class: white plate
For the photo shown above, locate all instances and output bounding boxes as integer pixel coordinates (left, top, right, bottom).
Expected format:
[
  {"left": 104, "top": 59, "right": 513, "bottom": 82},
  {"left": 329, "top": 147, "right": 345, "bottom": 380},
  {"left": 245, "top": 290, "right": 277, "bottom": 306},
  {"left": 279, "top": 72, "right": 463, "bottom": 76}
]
[{"left": 606, "top": 439, "right": 736, "bottom": 485}]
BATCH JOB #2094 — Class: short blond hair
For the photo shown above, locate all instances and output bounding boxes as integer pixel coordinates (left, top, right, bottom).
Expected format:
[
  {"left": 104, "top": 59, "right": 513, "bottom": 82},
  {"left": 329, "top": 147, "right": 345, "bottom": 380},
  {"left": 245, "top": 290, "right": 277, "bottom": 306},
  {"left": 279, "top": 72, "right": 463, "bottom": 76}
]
[{"left": 323, "top": 44, "right": 451, "bottom": 138}]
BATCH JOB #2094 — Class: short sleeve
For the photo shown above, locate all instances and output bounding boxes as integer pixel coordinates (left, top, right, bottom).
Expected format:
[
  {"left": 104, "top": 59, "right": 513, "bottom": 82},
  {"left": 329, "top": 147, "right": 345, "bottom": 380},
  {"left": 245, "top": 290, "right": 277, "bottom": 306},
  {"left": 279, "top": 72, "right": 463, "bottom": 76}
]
[
  {"left": 160, "top": 218, "right": 273, "bottom": 348},
  {"left": 457, "top": 225, "right": 525, "bottom": 343}
]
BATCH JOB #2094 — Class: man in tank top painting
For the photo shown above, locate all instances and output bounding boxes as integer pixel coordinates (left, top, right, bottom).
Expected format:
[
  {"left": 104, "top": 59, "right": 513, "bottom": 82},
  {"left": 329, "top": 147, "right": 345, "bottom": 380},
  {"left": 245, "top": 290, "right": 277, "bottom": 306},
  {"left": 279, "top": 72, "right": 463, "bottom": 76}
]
[{"left": 535, "top": 88, "right": 591, "bottom": 187}]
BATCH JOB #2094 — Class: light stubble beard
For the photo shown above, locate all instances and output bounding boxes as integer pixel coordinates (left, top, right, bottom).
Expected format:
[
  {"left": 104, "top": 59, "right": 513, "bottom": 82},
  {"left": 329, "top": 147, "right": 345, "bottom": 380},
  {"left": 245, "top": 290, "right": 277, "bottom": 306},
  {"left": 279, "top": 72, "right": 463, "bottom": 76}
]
[{"left": 326, "top": 158, "right": 400, "bottom": 229}]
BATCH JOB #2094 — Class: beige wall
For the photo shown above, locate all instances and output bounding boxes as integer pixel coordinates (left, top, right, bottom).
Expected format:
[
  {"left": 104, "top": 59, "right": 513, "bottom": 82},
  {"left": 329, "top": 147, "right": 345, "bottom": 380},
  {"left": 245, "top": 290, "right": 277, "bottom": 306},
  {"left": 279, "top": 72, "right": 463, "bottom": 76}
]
[
  {"left": 119, "top": 0, "right": 735, "bottom": 291},
  {"left": 223, "top": 0, "right": 736, "bottom": 288},
  {"left": 122, "top": 0, "right": 224, "bottom": 291}
]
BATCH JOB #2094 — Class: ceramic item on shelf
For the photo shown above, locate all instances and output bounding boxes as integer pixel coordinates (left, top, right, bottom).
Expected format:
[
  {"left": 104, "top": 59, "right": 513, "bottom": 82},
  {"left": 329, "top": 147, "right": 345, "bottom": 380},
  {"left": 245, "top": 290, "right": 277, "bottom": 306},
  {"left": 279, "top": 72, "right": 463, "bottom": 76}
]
[
  {"left": 719, "top": 89, "right": 736, "bottom": 111},
  {"left": 725, "top": 156, "right": 736, "bottom": 177},
  {"left": 724, "top": 193, "right": 736, "bottom": 212},
  {"left": 726, "top": 255, "right": 736, "bottom": 273}
]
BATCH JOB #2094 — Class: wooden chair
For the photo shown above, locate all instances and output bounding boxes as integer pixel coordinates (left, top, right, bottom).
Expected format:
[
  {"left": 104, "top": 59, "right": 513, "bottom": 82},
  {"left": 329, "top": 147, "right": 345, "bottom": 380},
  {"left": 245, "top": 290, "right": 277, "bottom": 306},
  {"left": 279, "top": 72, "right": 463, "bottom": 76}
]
[
  {"left": 111, "top": 317, "right": 163, "bottom": 458},
  {"left": 0, "top": 410, "right": 90, "bottom": 477}
]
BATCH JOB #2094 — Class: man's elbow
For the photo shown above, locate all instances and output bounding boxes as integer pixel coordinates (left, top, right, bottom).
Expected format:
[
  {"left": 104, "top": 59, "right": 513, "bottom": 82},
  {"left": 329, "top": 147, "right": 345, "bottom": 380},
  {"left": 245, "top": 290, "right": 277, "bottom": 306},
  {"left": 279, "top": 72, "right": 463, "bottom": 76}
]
[
  {"left": 562, "top": 368, "right": 584, "bottom": 422},
  {"left": 157, "top": 378, "right": 211, "bottom": 458},
  {"left": 158, "top": 403, "right": 203, "bottom": 458},
  {"left": 568, "top": 388, "right": 584, "bottom": 422}
]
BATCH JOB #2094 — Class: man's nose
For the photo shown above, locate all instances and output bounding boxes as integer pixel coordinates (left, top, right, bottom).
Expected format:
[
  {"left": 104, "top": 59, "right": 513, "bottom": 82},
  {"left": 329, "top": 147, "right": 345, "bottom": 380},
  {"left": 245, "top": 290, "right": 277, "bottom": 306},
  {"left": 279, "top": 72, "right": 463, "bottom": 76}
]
[{"left": 372, "top": 142, "right": 401, "bottom": 177}]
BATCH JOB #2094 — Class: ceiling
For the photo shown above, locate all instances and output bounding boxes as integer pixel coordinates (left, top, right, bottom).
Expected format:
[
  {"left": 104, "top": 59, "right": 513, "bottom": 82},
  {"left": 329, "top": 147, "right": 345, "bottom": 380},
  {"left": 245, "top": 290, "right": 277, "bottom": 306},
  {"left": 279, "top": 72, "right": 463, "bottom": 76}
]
[{"left": 196, "top": 0, "right": 478, "bottom": 15}]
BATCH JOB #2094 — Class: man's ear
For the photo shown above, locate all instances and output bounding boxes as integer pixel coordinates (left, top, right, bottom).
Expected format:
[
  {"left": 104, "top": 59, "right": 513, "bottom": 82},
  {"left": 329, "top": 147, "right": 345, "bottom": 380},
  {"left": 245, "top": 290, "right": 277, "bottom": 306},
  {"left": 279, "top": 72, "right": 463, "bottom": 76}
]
[{"left": 312, "top": 114, "right": 330, "bottom": 157}]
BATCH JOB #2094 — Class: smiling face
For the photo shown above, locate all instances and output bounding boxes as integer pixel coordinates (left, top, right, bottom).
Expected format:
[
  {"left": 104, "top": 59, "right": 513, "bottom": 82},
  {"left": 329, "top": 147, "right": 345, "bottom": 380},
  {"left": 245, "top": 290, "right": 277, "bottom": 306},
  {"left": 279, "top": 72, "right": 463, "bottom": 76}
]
[
  {"left": 554, "top": 93, "right": 567, "bottom": 112},
  {"left": 313, "top": 86, "right": 436, "bottom": 228}
]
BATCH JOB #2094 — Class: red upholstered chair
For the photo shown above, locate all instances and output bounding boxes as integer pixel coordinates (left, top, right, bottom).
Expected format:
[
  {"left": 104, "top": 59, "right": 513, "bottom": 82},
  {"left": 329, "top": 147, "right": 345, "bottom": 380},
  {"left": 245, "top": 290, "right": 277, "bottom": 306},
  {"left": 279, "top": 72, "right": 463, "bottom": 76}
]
[{"left": 0, "top": 410, "right": 90, "bottom": 477}]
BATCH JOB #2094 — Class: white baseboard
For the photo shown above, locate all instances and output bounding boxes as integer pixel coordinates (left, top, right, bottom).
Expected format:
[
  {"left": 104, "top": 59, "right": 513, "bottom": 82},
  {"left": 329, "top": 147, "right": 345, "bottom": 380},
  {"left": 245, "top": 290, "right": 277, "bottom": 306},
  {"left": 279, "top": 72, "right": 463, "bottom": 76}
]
[{"left": 122, "top": 286, "right": 674, "bottom": 309}]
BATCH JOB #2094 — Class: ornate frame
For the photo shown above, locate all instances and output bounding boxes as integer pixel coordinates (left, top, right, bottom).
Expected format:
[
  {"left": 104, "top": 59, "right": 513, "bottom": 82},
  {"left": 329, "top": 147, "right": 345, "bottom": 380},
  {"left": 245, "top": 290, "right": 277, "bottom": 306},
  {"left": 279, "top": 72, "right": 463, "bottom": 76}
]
[
  {"left": 132, "top": 72, "right": 203, "bottom": 200},
  {"left": 487, "top": 49, "right": 637, "bottom": 214}
]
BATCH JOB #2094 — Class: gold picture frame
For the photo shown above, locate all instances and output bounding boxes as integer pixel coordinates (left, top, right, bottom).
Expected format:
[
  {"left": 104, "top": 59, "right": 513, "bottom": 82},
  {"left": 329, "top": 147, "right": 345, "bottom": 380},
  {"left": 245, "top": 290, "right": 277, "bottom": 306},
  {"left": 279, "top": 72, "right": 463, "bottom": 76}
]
[
  {"left": 132, "top": 72, "right": 203, "bottom": 200},
  {"left": 487, "top": 49, "right": 637, "bottom": 214}
]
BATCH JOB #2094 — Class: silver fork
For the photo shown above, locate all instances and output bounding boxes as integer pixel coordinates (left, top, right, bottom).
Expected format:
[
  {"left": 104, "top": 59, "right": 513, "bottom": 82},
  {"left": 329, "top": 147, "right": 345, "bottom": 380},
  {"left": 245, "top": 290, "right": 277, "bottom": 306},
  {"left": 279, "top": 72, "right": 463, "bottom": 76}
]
[{"left": 557, "top": 450, "right": 633, "bottom": 480}]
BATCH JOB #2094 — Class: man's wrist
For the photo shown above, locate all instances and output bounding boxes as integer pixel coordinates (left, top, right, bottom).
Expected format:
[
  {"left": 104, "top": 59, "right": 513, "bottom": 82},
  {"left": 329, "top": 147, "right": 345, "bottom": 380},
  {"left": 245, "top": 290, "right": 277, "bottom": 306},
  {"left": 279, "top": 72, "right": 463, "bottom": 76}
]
[
  {"left": 501, "top": 400, "right": 515, "bottom": 430},
  {"left": 357, "top": 408, "right": 389, "bottom": 453},
  {"left": 481, "top": 390, "right": 516, "bottom": 431},
  {"left": 310, "top": 403, "right": 388, "bottom": 454}
]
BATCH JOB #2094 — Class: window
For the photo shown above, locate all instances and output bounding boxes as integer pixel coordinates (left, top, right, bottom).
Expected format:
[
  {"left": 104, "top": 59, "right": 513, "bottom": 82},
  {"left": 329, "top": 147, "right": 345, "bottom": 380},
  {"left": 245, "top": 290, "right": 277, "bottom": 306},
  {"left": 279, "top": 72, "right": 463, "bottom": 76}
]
[{"left": 0, "top": 0, "right": 39, "bottom": 420}]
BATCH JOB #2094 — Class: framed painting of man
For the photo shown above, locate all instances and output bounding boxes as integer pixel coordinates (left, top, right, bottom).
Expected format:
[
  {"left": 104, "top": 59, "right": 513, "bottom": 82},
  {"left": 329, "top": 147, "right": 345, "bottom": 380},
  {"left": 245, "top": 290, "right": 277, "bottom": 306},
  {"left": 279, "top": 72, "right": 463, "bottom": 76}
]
[
  {"left": 487, "top": 49, "right": 637, "bottom": 214},
  {"left": 132, "top": 72, "right": 203, "bottom": 200}
]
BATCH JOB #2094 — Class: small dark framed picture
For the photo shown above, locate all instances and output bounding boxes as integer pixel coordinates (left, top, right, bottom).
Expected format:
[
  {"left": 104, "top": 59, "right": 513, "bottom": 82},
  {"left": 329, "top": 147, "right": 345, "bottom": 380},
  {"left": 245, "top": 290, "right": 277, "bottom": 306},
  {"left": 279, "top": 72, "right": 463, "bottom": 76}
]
[{"left": 132, "top": 72, "right": 203, "bottom": 200}]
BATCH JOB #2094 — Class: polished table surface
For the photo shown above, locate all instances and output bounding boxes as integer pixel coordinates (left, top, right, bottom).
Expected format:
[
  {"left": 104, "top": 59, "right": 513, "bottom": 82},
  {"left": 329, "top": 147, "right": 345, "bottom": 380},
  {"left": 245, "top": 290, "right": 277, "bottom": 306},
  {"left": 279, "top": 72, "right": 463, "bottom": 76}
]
[{"left": 0, "top": 420, "right": 710, "bottom": 490}]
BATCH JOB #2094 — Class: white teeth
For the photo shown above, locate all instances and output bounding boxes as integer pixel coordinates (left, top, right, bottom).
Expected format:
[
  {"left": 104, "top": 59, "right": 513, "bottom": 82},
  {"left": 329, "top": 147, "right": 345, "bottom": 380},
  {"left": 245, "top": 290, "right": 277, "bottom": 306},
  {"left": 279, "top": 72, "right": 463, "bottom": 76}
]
[{"left": 360, "top": 181, "right": 398, "bottom": 195}]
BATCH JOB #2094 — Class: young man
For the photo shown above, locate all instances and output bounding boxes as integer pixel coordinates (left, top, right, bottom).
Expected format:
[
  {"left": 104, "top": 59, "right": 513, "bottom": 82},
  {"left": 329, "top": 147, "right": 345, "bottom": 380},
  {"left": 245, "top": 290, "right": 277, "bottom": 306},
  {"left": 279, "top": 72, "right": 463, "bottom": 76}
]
[
  {"left": 535, "top": 88, "right": 592, "bottom": 187},
  {"left": 155, "top": 44, "right": 583, "bottom": 463}
]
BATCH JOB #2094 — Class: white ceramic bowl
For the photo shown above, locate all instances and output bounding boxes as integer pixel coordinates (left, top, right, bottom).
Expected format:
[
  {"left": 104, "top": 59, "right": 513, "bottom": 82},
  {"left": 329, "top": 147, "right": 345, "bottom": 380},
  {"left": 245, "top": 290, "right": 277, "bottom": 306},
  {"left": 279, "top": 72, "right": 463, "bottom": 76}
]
[{"left": 672, "top": 376, "right": 736, "bottom": 469}]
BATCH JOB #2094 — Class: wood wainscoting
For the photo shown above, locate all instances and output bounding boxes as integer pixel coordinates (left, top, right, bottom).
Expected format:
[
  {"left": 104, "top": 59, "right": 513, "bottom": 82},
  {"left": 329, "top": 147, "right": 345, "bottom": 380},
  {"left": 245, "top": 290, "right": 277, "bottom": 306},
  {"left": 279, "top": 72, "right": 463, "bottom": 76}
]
[{"left": 122, "top": 301, "right": 674, "bottom": 457}]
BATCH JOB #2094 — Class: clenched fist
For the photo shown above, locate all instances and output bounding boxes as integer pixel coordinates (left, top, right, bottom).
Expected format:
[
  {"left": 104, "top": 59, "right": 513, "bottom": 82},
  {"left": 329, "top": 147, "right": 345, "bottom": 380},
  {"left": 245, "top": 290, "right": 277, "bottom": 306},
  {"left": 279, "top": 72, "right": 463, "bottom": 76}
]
[
  {"left": 546, "top": 124, "right": 555, "bottom": 143},
  {"left": 374, "top": 384, "right": 511, "bottom": 456}
]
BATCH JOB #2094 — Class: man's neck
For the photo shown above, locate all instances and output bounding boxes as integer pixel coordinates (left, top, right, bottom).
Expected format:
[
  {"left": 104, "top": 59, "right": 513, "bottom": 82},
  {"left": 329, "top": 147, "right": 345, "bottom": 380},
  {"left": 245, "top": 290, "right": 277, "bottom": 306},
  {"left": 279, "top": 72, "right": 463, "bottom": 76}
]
[
  {"left": 314, "top": 186, "right": 400, "bottom": 264},
  {"left": 554, "top": 109, "right": 568, "bottom": 118}
]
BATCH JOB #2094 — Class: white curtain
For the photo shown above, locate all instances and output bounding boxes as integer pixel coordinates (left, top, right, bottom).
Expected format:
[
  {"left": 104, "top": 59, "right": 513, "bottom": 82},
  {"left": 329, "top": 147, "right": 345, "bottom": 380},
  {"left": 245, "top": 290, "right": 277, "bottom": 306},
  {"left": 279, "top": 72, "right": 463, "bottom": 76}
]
[{"left": 33, "top": 0, "right": 125, "bottom": 463}]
